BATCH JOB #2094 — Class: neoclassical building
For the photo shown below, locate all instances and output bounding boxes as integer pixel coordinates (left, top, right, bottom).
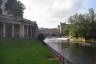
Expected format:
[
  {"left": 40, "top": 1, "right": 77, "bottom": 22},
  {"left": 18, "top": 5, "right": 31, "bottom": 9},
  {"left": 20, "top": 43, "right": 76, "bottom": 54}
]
[
  {"left": 0, "top": 15, "right": 38, "bottom": 39},
  {"left": 0, "top": 0, "right": 38, "bottom": 39}
]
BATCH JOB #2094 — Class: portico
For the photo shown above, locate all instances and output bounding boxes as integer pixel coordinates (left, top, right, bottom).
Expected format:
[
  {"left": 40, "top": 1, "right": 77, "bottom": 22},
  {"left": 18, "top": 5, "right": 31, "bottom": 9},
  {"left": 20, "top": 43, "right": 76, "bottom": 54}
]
[{"left": 0, "top": 16, "right": 38, "bottom": 39}]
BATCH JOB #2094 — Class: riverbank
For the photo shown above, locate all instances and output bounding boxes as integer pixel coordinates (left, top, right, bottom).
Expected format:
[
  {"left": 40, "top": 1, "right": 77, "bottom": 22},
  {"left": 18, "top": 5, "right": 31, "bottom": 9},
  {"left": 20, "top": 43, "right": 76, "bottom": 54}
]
[
  {"left": 0, "top": 39, "right": 59, "bottom": 64},
  {"left": 58, "top": 37, "right": 96, "bottom": 44},
  {"left": 69, "top": 37, "right": 96, "bottom": 44}
]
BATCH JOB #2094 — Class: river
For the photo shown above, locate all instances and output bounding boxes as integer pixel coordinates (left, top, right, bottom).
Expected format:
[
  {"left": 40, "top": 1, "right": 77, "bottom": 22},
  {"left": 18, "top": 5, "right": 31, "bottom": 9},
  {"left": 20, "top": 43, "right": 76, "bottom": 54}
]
[{"left": 44, "top": 37, "right": 96, "bottom": 64}]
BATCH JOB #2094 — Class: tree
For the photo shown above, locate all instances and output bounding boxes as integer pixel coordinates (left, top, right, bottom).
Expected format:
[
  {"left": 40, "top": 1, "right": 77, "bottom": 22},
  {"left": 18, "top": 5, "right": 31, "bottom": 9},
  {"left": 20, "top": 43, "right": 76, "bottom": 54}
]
[
  {"left": 14, "top": 1, "right": 25, "bottom": 17},
  {"left": 5, "top": 0, "right": 25, "bottom": 18},
  {"left": 64, "top": 8, "right": 96, "bottom": 39},
  {"left": 37, "top": 34, "right": 46, "bottom": 42},
  {"left": 68, "top": 16, "right": 74, "bottom": 24},
  {"left": 88, "top": 8, "right": 95, "bottom": 22}
]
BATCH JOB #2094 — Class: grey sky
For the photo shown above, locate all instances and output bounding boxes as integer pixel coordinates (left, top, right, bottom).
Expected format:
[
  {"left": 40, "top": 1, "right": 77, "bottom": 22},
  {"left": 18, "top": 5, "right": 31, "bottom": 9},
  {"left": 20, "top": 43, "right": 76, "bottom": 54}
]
[{"left": 19, "top": 0, "right": 88, "bottom": 28}]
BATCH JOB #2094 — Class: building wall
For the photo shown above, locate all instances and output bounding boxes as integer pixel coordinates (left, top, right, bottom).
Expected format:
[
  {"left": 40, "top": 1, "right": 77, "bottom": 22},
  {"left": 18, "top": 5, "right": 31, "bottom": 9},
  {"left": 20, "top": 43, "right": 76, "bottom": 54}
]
[
  {"left": 39, "top": 28, "right": 59, "bottom": 36},
  {"left": 58, "top": 23, "right": 66, "bottom": 36}
]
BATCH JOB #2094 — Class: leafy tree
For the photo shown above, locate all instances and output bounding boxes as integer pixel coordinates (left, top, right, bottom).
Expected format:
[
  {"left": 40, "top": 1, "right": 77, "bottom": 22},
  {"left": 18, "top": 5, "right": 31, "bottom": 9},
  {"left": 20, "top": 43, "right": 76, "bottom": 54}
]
[
  {"left": 68, "top": 16, "right": 74, "bottom": 24},
  {"left": 64, "top": 8, "right": 96, "bottom": 39},
  {"left": 37, "top": 34, "right": 46, "bottom": 42},
  {"left": 5, "top": 0, "right": 25, "bottom": 18},
  {"left": 14, "top": 1, "right": 25, "bottom": 17},
  {"left": 88, "top": 8, "right": 95, "bottom": 22}
]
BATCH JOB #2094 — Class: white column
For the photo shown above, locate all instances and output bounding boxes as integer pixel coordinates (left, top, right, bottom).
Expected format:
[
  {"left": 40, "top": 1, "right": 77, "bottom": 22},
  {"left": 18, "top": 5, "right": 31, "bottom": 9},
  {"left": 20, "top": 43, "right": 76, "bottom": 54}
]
[
  {"left": 35, "top": 27, "right": 38, "bottom": 38},
  {"left": 12, "top": 24, "right": 14, "bottom": 38},
  {"left": 20, "top": 24, "right": 24, "bottom": 38},
  {"left": 26, "top": 26, "right": 28, "bottom": 38},
  {"left": 3, "top": 23, "right": 6, "bottom": 38},
  {"left": 31, "top": 27, "right": 32, "bottom": 38},
  {"left": 1, "top": 0, "right": 8, "bottom": 15}
]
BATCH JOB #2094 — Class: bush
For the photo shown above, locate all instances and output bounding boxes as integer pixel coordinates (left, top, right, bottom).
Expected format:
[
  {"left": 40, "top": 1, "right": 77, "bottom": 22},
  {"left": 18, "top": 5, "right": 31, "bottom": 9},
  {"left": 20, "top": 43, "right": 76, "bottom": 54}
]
[{"left": 37, "top": 34, "right": 46, "bottom": 42}]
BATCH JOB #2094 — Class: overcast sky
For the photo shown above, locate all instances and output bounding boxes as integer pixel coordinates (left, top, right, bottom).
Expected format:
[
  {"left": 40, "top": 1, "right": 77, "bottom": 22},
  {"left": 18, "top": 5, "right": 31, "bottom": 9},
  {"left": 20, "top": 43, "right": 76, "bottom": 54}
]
[{"left": 19, "top": 0, "right": 96, "bottom": 28}]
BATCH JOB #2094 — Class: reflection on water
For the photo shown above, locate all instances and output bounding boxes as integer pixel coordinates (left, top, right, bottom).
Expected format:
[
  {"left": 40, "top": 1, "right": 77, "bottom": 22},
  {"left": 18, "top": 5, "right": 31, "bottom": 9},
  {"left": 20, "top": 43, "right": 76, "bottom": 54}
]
[{"left": 44, "top": 38, "right": 96, "bottom": 64}]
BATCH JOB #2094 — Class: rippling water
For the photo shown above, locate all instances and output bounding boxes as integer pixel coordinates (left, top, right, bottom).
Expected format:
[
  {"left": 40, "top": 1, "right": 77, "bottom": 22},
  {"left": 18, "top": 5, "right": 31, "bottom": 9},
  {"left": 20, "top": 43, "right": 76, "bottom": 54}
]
[{"left": 44, "top": 38, "right": 96, "bottom": 64}]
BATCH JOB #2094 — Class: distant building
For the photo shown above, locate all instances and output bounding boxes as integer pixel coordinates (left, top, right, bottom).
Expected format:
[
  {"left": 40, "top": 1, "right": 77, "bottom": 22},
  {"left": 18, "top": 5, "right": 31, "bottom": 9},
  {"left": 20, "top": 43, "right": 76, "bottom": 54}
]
[
  {"left": 38, "top": 28, "right": 59, "bottom": 36},
  {"left": 58, "top": 23, "right": 66, "bottom": 36}
]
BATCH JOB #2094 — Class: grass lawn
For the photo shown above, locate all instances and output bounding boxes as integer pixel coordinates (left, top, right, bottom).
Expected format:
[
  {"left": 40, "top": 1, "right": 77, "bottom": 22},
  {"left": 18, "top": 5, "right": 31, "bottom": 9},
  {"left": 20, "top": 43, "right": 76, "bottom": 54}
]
[{"left": 0, "top": 39, "right": 59, "bottom": 64}]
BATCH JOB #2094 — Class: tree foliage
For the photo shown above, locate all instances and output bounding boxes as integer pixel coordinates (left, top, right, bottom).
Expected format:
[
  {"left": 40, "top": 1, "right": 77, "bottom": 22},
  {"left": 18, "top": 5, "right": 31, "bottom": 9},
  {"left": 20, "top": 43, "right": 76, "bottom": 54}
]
[
  {"left": 37, "top": 34, "right": 46, "bottom": 42},
  {"left": 64, "top": 8, "right": 96, "bottom": 39},
  {"left": 5, "top": 0, "right": 25, "bottom": 18}
]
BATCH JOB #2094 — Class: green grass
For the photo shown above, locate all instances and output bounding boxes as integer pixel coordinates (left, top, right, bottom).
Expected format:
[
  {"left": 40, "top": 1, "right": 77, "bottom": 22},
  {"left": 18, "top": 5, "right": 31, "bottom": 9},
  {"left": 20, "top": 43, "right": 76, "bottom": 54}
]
[{"left": 0, "top": 40, "right": 59, "bottom": 64}]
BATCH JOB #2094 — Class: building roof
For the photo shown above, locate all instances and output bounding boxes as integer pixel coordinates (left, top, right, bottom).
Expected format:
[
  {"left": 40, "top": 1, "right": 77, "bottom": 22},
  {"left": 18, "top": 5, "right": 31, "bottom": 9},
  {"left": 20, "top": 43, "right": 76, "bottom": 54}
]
[{"left": 0, "top": 15, "right": 37, "bottom": 26}]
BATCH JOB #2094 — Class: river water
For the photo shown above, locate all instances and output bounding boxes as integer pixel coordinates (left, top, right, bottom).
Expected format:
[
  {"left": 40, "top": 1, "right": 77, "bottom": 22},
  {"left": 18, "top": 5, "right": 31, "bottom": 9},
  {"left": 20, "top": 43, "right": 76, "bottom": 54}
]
[{"left": 44, "top": 38, "right": 96, "bottom": 64}]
